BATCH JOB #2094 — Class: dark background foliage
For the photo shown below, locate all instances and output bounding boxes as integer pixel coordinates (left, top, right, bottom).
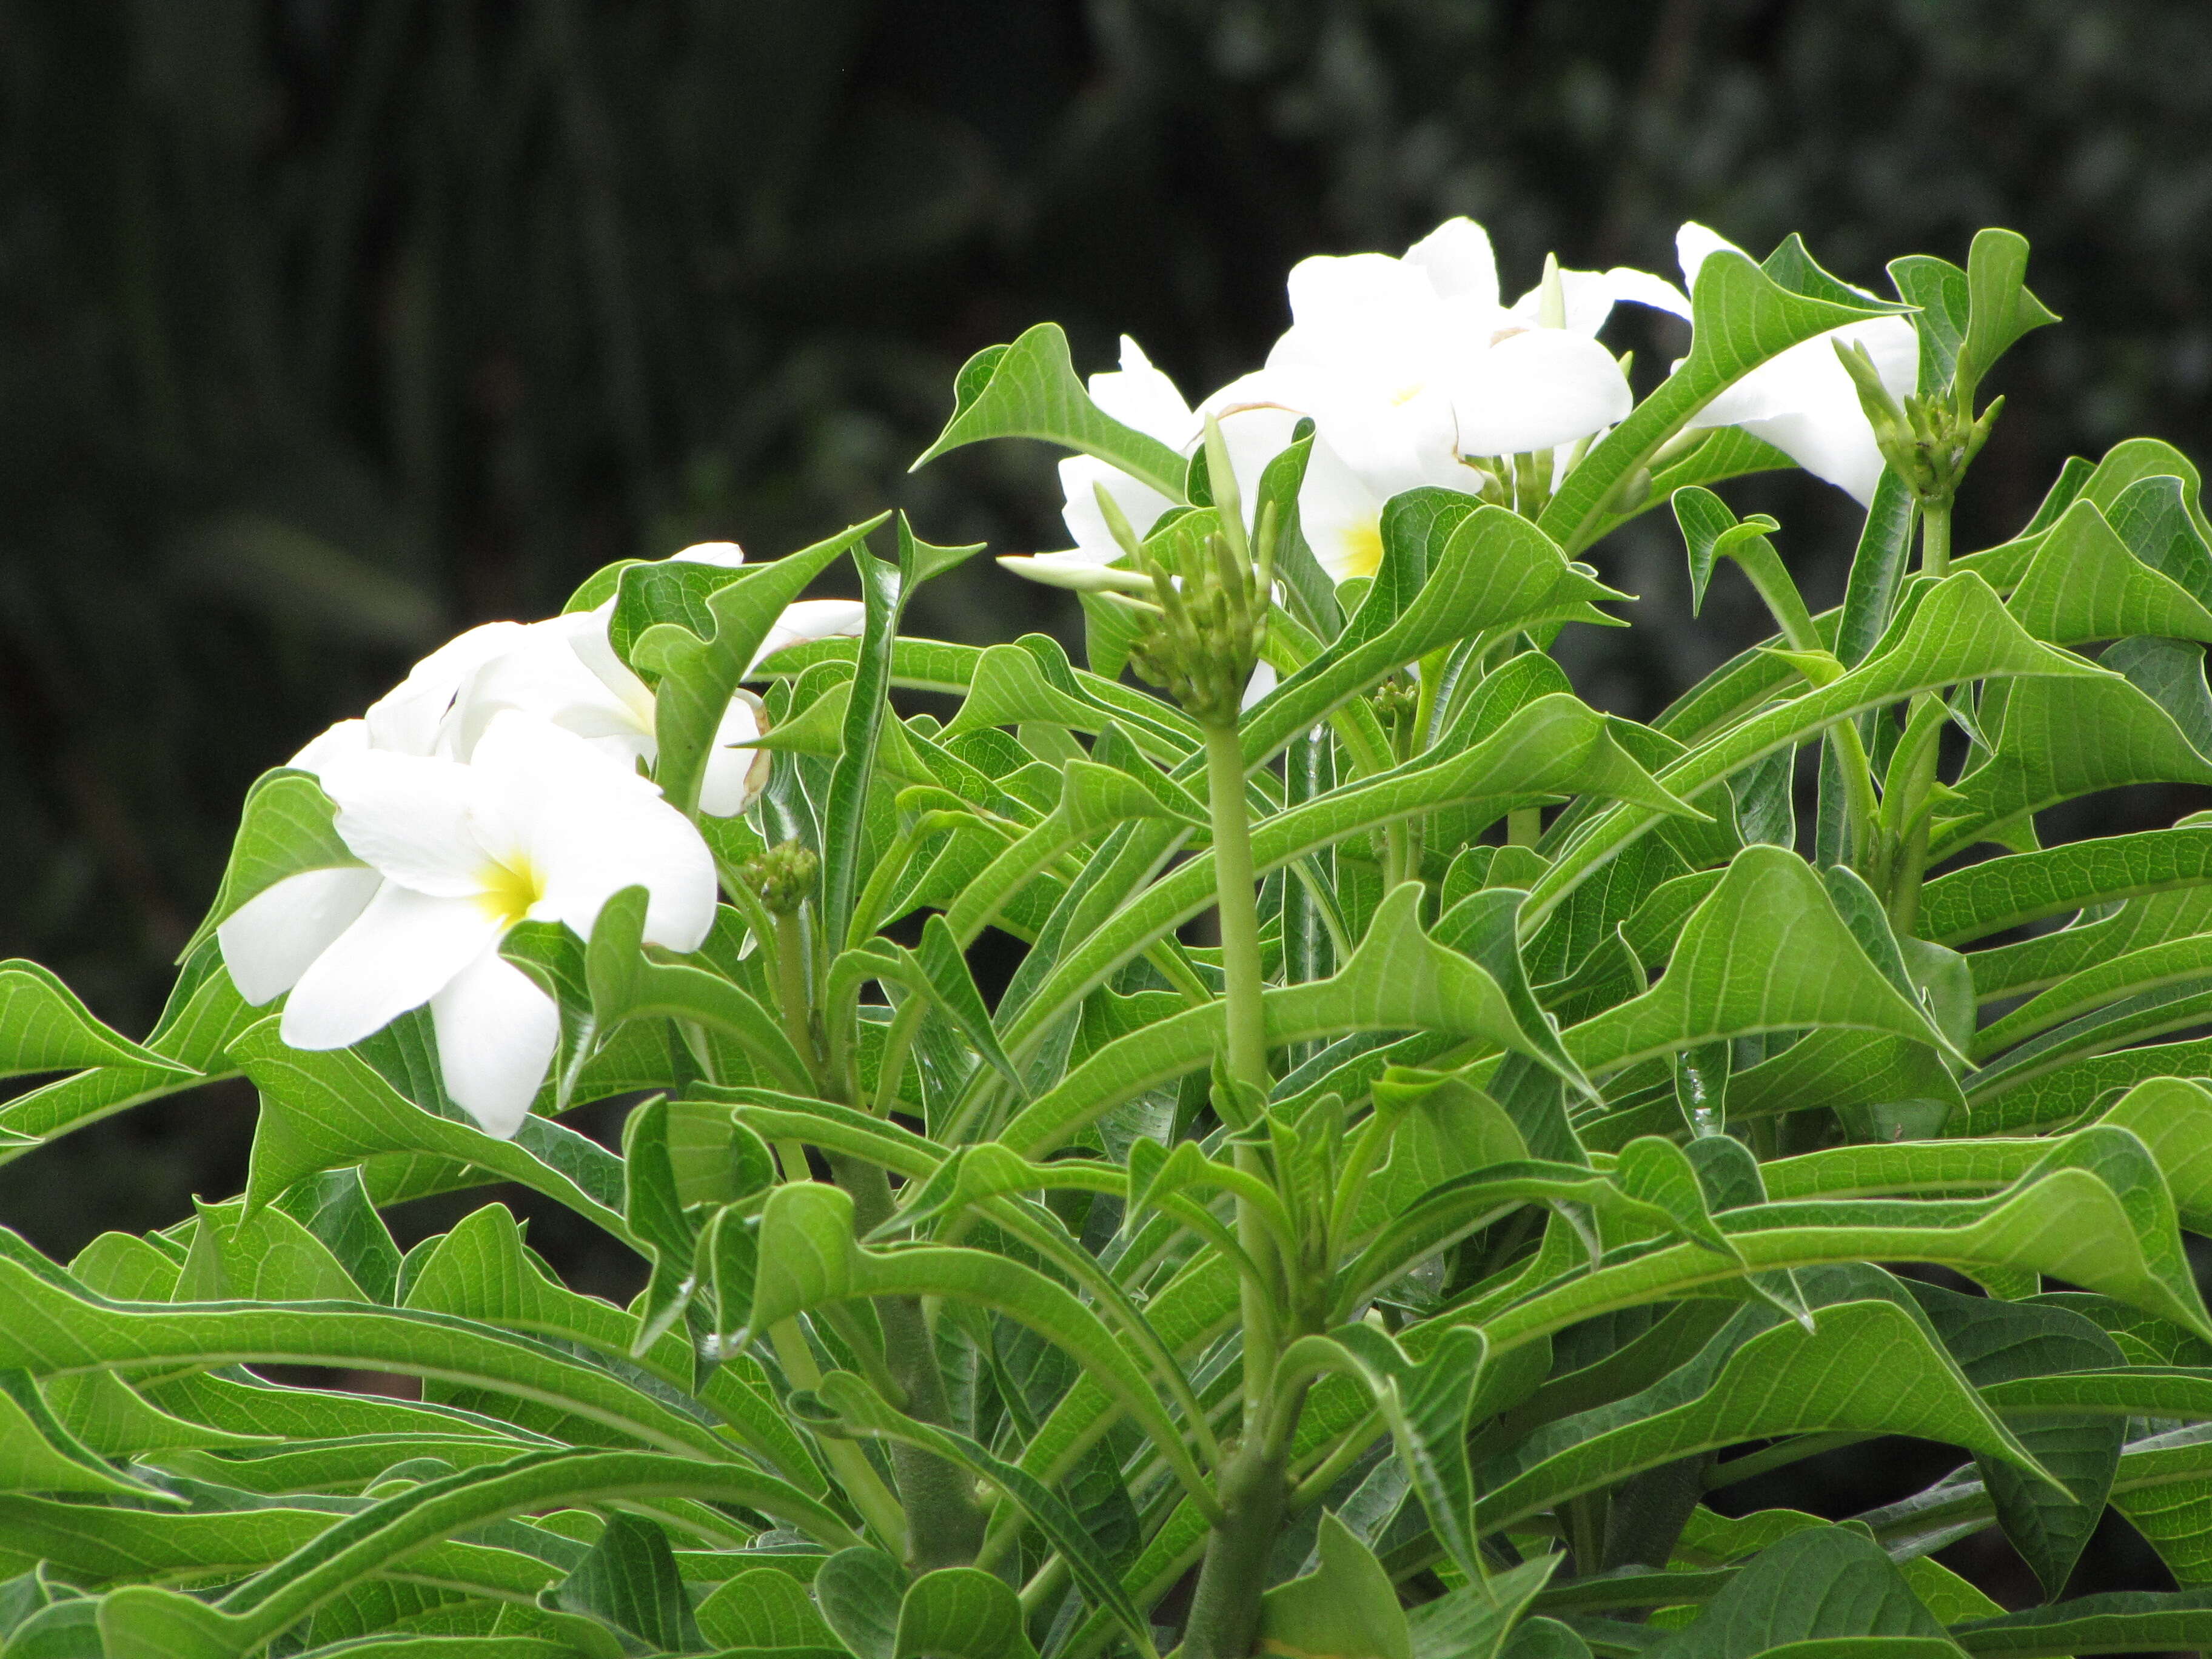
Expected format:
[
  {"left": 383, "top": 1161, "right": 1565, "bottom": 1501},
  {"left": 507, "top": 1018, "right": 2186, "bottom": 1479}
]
[{"left": 2, "top": 0, "right": 2208, "bottom": 1617}]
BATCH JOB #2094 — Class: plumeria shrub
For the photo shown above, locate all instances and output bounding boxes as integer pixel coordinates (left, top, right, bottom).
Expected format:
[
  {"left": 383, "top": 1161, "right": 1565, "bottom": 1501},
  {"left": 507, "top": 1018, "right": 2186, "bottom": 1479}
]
[{"left": 13, "top": 213, "right": 2212, "bottom": 1659}]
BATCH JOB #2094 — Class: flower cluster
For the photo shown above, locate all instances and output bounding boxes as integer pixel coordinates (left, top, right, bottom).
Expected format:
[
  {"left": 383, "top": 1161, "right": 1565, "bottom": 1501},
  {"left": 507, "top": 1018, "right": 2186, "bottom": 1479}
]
[
  {"left": 216, "top": 543, "right": 862, "bottom": 1136},
  {"left": 1014, "top": 217, "right": 1916, "bottom": 595}
]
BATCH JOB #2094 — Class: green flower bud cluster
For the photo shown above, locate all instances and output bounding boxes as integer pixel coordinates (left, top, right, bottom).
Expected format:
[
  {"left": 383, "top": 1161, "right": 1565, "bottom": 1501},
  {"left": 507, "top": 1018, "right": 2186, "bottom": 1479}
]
[
  {"left": 743, "top": 838, "right": 820, "bottom": 915},
  {"left": 1101, "top": 416, "right": 1279, "bottom": 729},
  {"left": 1836, "top": 338, "right": 2002, "bottom": 509}
]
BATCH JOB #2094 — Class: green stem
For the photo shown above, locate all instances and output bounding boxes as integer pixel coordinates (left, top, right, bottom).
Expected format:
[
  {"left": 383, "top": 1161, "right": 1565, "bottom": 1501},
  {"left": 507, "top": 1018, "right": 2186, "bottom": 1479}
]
[
  {"left": 1884, "top": 497, "right": 1956, "bottom": 934},
  {"left": 1507, "top": 806, "right": 1542, "bottom": 849},
  {"left": 773, "top": 909, "right": 820, "bottom": 1091},
  {"left": 1181, "top": 1436, "right": 1292, "bottom": 1659},
  {"left": 1920, "top": 498, "right": 1952, "bottom": 580},
  {"left": 1204, "top": 722, "right": 1272, "bottom": 1104},
  {"left": 766, "top": 1316, "right": 908, "bottom": 1557},
  {"left": 828, "top": 1152, "right": 989, "bottom": 1572},
  {"left": 1186, "top": 716, "right": 1299, "bottom": 1659},
  {"left": 1729, "top": 537, "right": 1823, "bottom": 654}
]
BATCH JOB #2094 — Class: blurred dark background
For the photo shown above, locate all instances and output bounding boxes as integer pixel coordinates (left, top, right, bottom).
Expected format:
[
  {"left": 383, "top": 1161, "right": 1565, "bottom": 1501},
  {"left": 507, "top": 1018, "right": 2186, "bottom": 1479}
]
[{"left": 1, "top": 0, "right": 2209, "bottom": 1618}]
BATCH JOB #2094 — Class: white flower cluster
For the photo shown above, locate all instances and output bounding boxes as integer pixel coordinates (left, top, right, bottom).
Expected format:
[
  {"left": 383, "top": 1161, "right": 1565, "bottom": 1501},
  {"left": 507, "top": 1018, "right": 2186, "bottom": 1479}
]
[
  {"left": 218, "top": 543, "right": 862, "bottom": 1138},
  {"left": 1023, "top": 218, "right": 1915, "bottom": 589}
]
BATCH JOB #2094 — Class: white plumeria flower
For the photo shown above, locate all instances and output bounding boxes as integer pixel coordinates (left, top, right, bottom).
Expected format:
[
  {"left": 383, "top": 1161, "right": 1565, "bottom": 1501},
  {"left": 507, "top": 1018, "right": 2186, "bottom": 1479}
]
[
  {"left": 257, "top": 712, "right": 714, "bottom": 1136},
  {"left": 1631, "top": 223, "right": 1919, "bottom": 505},
  {"left": 1224, "top": 218, "right": 1665, "bottom": 581},
  {"left": 454, "top": 605, "right": 773, "bottom": 817},
  {"left": 216, "top": 620, "right": 532, "bottom": 1009},
  {"left": 216, "top": 541, "right": 852, "bottom": 1085}
]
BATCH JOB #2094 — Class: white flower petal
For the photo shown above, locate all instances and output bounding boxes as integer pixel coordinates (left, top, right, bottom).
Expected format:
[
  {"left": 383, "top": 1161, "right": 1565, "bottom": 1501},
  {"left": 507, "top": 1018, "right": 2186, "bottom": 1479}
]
[
  {"left": 452, "top": 611, "right": 653, "bottom": 763},
  {"left": 217, "top": 867, "right": 382, "bottom": 1005},
  {"left": 431, "top": 946, "right": 561, "bottom": 1138},
  {"left": 1284, "top": 251, "right": 1438, "bottom": 333},
  {"left": 1741, "top": 410, "right": 1887, "bottom": 505},
  {"left": 469, "top": 713, "right": 714, "bottom": 953},
  {"left": 1086, "top": 337, "right": 1197, "bottom": 444},
  {"left": 699, "top": 692, "right": 773, "bottom": 817},
  {"left": 1452, "top": 329, "right": 1632, "bottom": 457},
  {"left": 1298, "top": 440, "right": 1390, "bottom": 584},
  {"left": 1241, "top": 659, "right": 1278, "bottom": 712},
  {"left": 665, "top": 541, "right": 746, "bottom": 567},
  {"left": 1677, "top": 221, "right": 1747, "bottom": 290},
  {"left": 363, "top": 622, "right": 528, "bottom": 757},
  {"left": 748, "top": 599, "right": 868, "bottom": 676},
  {"left": 1602, "top": 265, "right": 1694, "bottom": 323},
  {"left": 1060, "top": 454, "right": 1178, "bottom": 555},
  {"left": 319, "top": 750, "right": 493, "bottom": 896},
  {"left": 287, "top": 720, "right": 370, "bottom": 776},
  {"left": 281, "top": 883, "right": 503, "bottom": 1050},
  {"left": 1687, "top": 316, "right": 1917, "bottom": 504},
  {"left": 1403, "top": 218, "right": 1500, "bottom": 311}
]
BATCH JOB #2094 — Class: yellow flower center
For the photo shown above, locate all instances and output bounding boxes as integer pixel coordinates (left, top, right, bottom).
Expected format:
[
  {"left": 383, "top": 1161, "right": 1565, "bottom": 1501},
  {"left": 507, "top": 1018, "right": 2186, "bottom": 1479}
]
[
  {"left": 477, "top": 856, "right": 546, "bottom": 928},
  {"left": 1334, "top": 520, "right": 1384, "bottom": 581}
]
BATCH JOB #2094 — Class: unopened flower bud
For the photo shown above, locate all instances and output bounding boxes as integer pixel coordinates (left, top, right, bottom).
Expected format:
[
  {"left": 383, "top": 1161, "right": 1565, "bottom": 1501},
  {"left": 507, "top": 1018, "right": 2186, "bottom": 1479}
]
[{"left": 743, "top": 840, "right": 819, "bottom": 916}]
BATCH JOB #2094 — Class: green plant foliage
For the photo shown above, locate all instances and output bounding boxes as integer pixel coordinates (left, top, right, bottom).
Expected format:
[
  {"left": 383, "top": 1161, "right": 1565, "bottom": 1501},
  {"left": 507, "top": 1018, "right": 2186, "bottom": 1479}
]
[{"left": 12, "top": 217, "right": 2212, "bottom": 1659}]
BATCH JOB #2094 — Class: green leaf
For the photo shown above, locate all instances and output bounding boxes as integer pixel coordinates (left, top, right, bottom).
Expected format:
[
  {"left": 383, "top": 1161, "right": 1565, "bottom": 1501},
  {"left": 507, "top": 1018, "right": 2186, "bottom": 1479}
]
[
  {"left": 697, "top": 1568, "right": 839, "bottom": 1650},
  {"left": 816, "top": 1547, "right": 906, "bottom": 1659},
  {"left": 1948, "top": 702, "right": 2177, "bottom": 869},
  {"left": 1475, "top": 1299, "right": 2053, "bottom": 1538},
  {"left": 2003, "top": 498, "right": 2212, "bottom": 646},
  {"left": 181, "top": 769, "right": 366, "bottom": 958},
  {"left": 896, "top": 1567, "right": 1038, "bottom": 1659},
  {"left": 1245, "top": 506, "right": 1624, "bottom": 772},
  {"left": 910, "top": 323, "right": 1188, "bottom": 498},
  {"left": 1888, "top": 253, "right": 1969, "bottom": 392},
  {"left": 620, "top": 1096, "right": 698, "bottom": 1355},
  {"left": 584, "top": 887, "right": 811, "bottom": 1094},
  {"left": 1001, "top": 693, "right": 1692, "bottom": 1074},
  {"left": 2106, "top": 633, "right": 2212, "bottom": 757},
  {"left": 0, "top": 1371, "right": 179, "bottom": 1501},
  {"left": 1526, "top": 571, "right": 2102, "bottom": 935},
  {"left": 796, "top": 1373, "right": 1152, "bottom": 1655},
  {"left": 177, "top": 1195, "right": 369, "bottom": 1302},
  {"left": 1542, "top": 244, "right": 1913, "bottom": 555},
  {"left": 1823, "top": 474, "right": 1920, "bottom": 860},
  {"left": 1405, "top": 1556, "right": 1563, "bottom": 1659},
  {"left": 1564, "top": 846, "right": 1956, "bottom": 1079},
  {"left": 1920, "top": 823, "right": 2212, "bottom": 945},
  {"left": 0, "top": 1236, "right": 744, "bottom": 1461},
  {"left": 272, "top": 1167, "right": 403, "bottom": 1303},
  {"left": 822, "top": 521, "right": 913, "bottom": 951},
  {"left": 999, "top": 882, "right": 1590, "bottom": 1160},
  {"left": 233, "top": 1021, "right": 635, "bottom": 1252},
  {"left": 552, "top": 1512, "right": 694, "bottom": 1651},
  {"left": 1969, "top": 928, "right": 2212, "bottom": 1063},
  {"left": 1258, "top": 1512, "right": 1409, "bottom": 1659},
  {"left": 93, "top": 1450, "right": 861, "bottom": 1659},
  {"left": 1957, "top": 228, "right": 2059, "bottom": 400},
  {"left": 630, "top": 516, "right": 886, "bottom": 816},
  {"left": 1908, "top": 1283, "right": 2124, "bottom": 1598},
  {"left": 0, "top": 960, "right": 193, "bottom": 1082},
  {"left": 1949, "top": 1588, "right": 2212, "bottom": 1656},
  {"left": 1641, "top": 1526, "right": 1947, "bottom": 1658},
  {"left": 748, "top": 1184, "right": 1210, "bottom": 1510}
]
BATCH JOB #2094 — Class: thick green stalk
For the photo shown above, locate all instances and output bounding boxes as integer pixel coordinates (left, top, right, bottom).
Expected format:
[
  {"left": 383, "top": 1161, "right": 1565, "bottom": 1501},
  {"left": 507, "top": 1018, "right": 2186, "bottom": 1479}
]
[
  {"left": 1181, "top": 1438, "right": 1291, "bottom": 1659},
  {"left": 1204, "top": 722, "right": 1272, "bottom": 1105},
  {"left": 1885, "top": 498, "right": 1956, "bottom": 934},
  {"left": 1185, "top": 717, "right": 1295, "bottom": 1659},
  {"left": 773, "top": 909, "right": 820, "bottom": 1090},
  {"left": 828, "top": 1151, "right": 990, "bottom": 1573}
]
